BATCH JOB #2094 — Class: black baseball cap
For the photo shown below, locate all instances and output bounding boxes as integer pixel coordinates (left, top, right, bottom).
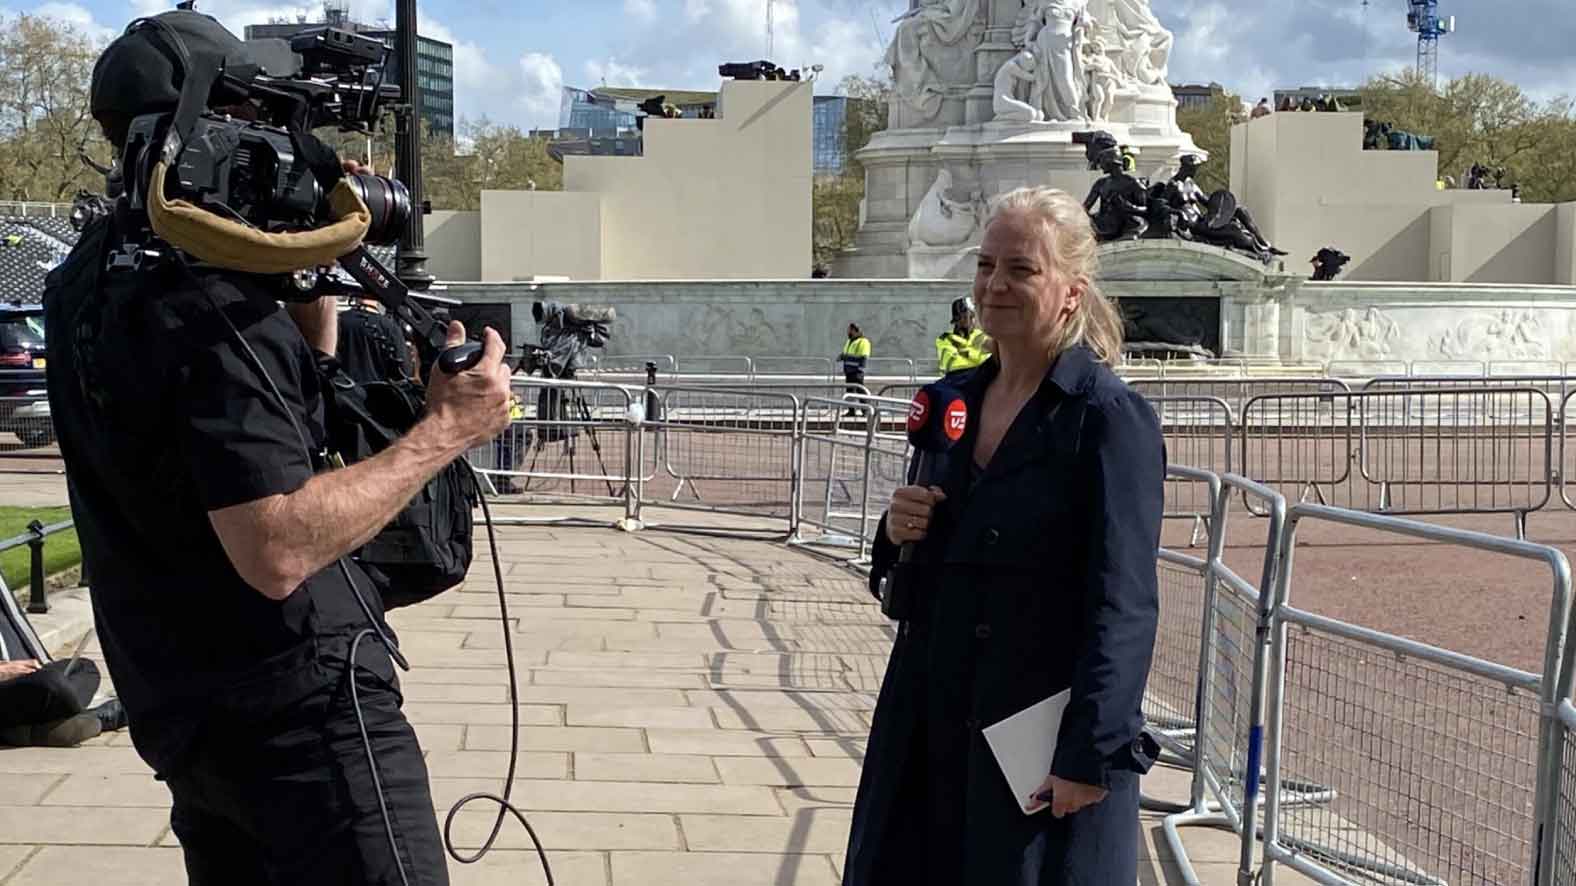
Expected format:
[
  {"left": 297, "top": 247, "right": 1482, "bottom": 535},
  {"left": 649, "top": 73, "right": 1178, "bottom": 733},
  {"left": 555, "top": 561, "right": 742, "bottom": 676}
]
[{"left": 90, "top": 10, "right": 263, "bottom": 131}]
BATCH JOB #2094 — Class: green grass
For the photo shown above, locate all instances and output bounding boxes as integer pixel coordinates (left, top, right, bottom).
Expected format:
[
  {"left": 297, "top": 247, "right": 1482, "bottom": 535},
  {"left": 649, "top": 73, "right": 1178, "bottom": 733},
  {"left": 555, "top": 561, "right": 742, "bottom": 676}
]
[{"left": 0, "top": 506, "right": 81, "bottom": 595}]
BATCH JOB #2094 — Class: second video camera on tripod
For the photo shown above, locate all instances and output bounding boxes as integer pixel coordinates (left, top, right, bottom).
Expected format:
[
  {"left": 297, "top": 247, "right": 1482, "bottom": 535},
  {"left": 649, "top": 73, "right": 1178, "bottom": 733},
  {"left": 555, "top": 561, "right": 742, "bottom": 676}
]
[
  {"left": 525, "top": 300, "right": 615, "bottom": 379},
  {"left": 521, "top": 300, "right": 616, "bottom": 446}
]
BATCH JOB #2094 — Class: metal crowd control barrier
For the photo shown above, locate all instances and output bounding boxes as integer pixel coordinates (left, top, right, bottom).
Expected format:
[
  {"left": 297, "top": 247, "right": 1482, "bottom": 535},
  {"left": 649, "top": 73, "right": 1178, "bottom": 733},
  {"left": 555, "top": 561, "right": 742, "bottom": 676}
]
[
  {"left": 676, "top": 355, "right": 755, "bottom": 377},
  {"left": 1132, "top": 378, "right": 1351, "bottom": 421},
  {"left": 1548, "top": 700, "right": 1576, "bottom": 885},
  {"left": 753, "top": 356, "right": 834, "bottom": 380},
  {"left": 1259, "top": 505, "right": 1572, "bottom": 886},
  {"left": 1147, "top": 466, "right": 1221, "bottom": 765},
  {"left": 1148, "top": 397, "right": 1234, "bottom": 544},
  {"left": 864, "top": 357, "right": 918, "bottom": 381},
  {"left": 1241, "top": 387, "right": 1554, "bottom": 538},
  {"left": 0, "top": 394, "right": 57, "bottom": 453},
  {"left": 1164, "top": 474, "right": 1300, "bottom": 886},
  {"left": 1326, "top": 359, "right": 1410, "bottom": 379},
  {"left": 471, "top": 378, "right": 639, "bottom": 519},
  {"left": 586, "top": 353, "right": 677, "bottom": 376},
  {"left": 640, "top": 386, "right": 802, "bottom": 530},
  {"left": 792, "top": 397, "right": 880, "bottom": 558}
]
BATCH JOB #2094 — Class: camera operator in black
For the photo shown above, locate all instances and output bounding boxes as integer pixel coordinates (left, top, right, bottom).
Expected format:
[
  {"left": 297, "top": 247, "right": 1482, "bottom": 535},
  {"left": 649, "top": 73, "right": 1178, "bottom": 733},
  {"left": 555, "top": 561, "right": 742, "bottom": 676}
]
[
  {"left": 338, "top": 295, "right": 414, "bottom": 384},
  {"left": 44, "top": 11, "right": 511, "bottom": 884}
]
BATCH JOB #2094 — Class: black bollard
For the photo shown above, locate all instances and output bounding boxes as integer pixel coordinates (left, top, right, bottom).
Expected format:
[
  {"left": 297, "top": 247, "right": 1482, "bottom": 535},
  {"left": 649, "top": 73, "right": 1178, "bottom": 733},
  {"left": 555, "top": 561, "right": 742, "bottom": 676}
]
[{"left": 24, "top": 519, "right": 46, "bottom": 614}]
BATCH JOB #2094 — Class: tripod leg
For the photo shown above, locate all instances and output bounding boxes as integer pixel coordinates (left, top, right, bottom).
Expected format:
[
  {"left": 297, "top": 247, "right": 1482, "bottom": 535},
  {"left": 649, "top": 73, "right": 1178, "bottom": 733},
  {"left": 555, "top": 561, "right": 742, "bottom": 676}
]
[{"left": 577, "top": 395, "right": 616, "bottom": 497}]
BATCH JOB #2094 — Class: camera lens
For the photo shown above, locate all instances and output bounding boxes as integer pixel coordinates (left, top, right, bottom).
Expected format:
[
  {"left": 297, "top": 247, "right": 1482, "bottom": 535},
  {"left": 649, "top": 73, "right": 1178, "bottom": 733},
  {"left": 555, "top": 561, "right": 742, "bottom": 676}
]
[{"left": 341, "top": 173, "right": 411, "bottom": 246}]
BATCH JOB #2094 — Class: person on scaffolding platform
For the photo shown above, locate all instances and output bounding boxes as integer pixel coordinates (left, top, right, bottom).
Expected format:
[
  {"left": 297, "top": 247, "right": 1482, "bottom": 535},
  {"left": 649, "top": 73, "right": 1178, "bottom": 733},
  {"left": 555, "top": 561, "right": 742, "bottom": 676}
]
[{"left": 936, "top": 297, "right": 989, "bottom": 375}]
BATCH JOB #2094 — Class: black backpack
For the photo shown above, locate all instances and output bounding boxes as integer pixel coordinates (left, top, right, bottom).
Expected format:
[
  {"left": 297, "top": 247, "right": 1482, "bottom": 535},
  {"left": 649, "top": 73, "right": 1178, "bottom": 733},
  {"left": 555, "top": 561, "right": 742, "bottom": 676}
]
[{"left": 319, "top": 359, "right": 475, "bottom": 610}]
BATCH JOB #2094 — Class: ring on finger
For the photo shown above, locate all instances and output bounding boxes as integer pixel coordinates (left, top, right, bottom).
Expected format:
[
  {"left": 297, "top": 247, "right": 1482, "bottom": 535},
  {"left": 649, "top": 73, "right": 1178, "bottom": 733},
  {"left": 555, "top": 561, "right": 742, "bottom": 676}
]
[{"left": 906, "top": 519, "right": 917, "bottom": 530}]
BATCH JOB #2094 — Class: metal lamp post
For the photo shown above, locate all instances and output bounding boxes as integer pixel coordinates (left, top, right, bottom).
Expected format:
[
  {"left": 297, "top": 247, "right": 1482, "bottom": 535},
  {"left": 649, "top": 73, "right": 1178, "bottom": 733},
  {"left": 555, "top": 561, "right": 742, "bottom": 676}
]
[{"left": 393, "top": 0, "right": 433, "bottom": 290}]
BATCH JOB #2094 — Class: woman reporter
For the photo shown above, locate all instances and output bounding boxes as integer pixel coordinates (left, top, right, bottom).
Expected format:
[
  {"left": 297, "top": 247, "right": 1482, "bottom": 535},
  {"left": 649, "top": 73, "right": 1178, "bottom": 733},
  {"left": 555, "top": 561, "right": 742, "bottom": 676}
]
[{"left": 843, "top": 187, "right": 1164, "bottom": 885}]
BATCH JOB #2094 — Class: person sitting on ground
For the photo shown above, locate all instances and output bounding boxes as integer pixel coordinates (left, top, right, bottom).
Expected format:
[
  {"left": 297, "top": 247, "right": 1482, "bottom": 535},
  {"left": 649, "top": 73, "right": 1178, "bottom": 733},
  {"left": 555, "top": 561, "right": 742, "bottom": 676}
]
[
  {"left": 0, "top": 599, "right": 126, "bottom": 747},
  {"left": 936, "top": 297, "right": 989, "bottom": 374}
]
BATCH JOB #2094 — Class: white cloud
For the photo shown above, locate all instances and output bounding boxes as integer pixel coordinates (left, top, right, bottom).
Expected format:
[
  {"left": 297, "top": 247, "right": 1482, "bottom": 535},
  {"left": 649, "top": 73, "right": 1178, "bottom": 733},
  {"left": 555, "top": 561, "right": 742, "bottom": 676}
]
[
  {"left": 584, "top": 57, "right": 647, "bottom": 88},
  {"left": 29, "top": 2, "right": 114, "bottom": 42},
  {"left": 683, "top": 0, "right": 711, "bottom": 23},
  {"left": 517, "top": 51, "right": 563, "bottom": 122},
  {"left": 416, "top": 12, "right": 494, "bottom": 92},
  {"left": 624, "top": 0, "right": 657, "bottom": 22}
]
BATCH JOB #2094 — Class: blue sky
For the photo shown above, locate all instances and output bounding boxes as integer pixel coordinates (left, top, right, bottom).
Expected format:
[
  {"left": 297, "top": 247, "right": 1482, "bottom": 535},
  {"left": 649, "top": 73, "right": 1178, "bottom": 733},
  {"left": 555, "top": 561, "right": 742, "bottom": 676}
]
[{"left": 23, "top": 0, "right": 1576, "bottom": 134}]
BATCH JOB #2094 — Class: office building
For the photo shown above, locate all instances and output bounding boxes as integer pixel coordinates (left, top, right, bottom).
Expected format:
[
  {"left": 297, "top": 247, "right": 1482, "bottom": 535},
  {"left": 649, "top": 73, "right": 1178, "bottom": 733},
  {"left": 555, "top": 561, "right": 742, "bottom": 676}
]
[{"left": 554, "top": 85, "right": 855, "bottom": 173}]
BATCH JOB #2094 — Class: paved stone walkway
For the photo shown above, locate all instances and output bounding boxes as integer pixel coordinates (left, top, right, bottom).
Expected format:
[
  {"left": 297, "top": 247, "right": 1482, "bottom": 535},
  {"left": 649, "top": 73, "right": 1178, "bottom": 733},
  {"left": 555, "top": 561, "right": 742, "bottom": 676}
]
[{"left": 0, "top": 505, "right": 1308, "bottom": 885}]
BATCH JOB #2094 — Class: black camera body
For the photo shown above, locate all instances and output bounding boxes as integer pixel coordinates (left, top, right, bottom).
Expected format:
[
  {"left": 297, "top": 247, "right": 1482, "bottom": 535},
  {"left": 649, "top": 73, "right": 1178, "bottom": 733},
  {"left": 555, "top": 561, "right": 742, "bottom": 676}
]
[{"left": 119, "top": 25, "right": 408, "bottom": 247}]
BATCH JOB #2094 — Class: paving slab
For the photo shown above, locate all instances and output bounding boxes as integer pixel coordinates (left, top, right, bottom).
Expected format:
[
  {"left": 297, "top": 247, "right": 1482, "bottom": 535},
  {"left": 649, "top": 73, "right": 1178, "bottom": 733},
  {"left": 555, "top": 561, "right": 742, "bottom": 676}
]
[{"left": 2, "top": 514, "right": 1264, "bottom": 884}]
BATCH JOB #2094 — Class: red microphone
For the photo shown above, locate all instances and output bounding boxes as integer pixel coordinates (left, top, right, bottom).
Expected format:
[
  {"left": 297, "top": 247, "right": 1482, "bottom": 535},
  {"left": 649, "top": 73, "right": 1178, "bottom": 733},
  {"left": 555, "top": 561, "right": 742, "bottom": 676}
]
[{"left": 883, "top": 383, "right": 969, "bottom": 621}]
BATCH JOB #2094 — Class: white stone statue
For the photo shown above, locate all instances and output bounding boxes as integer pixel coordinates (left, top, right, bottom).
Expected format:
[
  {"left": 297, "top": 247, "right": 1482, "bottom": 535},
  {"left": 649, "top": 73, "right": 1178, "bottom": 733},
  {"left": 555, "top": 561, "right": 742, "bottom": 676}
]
[
  {"left": 1086, "top": 0, "right": 1173, "bottom": 86},
  {"left": 1081, "top": 35, "right": 1121, "bottom": 121},
  {"left": 885, "top": 0, "right": 983, "bottom": 121},
  {"left": 907, "top": 168, "right": 985, "bottom": 247},
  {"left": 1014, "top": 0, "right": 1089, "bottom": 123},
  {"left": 993, "top": 50, "right": 1044, "bottom": 123}
]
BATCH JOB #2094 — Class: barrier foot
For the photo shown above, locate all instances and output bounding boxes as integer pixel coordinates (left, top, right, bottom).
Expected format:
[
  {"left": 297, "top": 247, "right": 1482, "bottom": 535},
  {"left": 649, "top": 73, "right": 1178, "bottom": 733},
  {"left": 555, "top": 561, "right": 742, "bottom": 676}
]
[
  {"left": 615, "top": 518, "right": 644, "bottom": 533},
  {"left": 1162, "top": 806, "right": 1236, "bottom": 886}
]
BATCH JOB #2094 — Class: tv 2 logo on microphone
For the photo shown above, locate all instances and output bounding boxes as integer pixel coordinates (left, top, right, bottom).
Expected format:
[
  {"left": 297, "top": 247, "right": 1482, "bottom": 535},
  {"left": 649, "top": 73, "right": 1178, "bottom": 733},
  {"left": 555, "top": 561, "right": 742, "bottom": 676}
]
[
  {"left": 943, "top": 399, "right": 966, "bottom": 442},
  {"left": 907, "top": 390, "right": 931, "bottom": 434}
]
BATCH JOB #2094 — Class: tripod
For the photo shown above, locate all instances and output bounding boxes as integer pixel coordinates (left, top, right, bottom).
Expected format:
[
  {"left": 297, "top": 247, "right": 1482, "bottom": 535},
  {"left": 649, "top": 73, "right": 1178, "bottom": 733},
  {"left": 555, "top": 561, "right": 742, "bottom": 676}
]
[{"left": 521, "top": 365, "right": 617, "bottom": 498}]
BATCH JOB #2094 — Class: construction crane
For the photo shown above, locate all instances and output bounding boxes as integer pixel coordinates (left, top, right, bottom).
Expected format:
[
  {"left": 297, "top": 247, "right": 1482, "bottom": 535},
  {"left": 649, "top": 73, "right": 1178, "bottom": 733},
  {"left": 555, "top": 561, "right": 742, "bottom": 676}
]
[
  {"left": 766, "top": 0, "right": 775, "bottom": 58},
  {"left": 1405, "top": 0, "right": 1455, "bottom": 86}
]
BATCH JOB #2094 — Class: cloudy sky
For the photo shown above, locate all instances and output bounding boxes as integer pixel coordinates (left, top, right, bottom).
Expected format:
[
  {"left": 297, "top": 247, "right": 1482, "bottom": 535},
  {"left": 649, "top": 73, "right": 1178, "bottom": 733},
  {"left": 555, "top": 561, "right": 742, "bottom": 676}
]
[{"left": 22, "top": 0, "right": 1576, "bottom": 130}]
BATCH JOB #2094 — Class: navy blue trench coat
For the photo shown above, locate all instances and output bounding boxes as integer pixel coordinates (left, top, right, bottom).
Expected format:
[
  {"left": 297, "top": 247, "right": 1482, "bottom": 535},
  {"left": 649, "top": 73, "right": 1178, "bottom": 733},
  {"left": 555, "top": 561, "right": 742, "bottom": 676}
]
[{"left": 843, "top": 346, "right": 1165, "bottom": 886}]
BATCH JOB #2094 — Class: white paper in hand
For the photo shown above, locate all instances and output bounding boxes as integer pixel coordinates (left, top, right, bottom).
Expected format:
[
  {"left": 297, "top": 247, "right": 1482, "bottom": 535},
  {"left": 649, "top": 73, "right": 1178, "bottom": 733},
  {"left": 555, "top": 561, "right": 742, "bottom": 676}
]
[{"left": 981, "top": 689, "right": 1073, "bottom": 816}]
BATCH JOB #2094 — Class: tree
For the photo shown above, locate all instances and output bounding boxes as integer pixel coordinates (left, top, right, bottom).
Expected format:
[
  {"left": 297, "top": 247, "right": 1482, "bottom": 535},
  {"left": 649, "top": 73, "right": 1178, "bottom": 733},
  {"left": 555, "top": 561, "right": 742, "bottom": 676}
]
[
  {"left": 1174, "top": 89, "right": 1241, "bottom": 194},
  {"left": 0, "top": 15, "right": 110, "bottom": 202},
  {"left": 813, "top": 74, "right": 890, "bottom": 267},
  {"left": 1360, "top": 71, "right": 1576, "bottom": 201}
]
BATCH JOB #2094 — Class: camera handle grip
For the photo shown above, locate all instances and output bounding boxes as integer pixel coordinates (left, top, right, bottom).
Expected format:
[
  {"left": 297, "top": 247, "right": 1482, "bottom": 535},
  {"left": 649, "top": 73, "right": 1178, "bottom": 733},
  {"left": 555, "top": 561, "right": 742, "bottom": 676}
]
[{"left": 438, "top": 342, "right": 484, "bottom": 374}]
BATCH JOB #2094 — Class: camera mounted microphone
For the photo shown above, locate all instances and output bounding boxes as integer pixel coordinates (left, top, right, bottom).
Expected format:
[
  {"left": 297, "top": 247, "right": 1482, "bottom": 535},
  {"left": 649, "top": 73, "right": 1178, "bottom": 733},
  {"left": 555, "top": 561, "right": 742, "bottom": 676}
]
[{"left": 881, "top": 383, "right": 968, "bottom": 621}]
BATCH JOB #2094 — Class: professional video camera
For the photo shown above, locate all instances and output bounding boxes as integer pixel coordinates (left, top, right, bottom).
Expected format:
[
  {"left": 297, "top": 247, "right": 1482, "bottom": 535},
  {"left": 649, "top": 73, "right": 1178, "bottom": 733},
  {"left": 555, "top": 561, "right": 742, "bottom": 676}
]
[
  {"left": 526, "top": 301, "right": 615, "bottom": 379},
  {"left": 96, "top": 11, "right": 466, "bottom": 370},
  {"left": 119, "top": 24, "right": 408, "bottom": 248}
]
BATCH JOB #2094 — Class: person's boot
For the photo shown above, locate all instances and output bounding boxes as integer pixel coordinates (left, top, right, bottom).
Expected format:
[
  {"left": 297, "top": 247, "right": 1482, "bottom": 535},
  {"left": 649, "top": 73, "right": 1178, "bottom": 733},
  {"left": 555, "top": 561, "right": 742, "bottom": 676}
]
[
  {"left": 90, "top": 699, "right": 128, "bottom": 733},
  {"left": 0, "top": 711, "right": 101, "bottom": 748}
]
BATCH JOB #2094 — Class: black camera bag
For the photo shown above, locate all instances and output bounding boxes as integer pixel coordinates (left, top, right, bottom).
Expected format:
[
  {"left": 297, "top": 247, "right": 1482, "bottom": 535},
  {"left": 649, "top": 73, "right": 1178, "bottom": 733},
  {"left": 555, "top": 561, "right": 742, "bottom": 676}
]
[{"left": 318, "top": 358, "right": 475, "bottom": 610}]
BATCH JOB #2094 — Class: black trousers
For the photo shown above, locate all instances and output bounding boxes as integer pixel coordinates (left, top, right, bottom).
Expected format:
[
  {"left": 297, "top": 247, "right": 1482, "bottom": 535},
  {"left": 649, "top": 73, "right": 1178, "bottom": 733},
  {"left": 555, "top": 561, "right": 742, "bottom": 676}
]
[
  {"left": 0, "top": 659, "right": 99, "bottom": 728},
  {"left": 165, "top": 664, "right": 448, "bottom": 886}
]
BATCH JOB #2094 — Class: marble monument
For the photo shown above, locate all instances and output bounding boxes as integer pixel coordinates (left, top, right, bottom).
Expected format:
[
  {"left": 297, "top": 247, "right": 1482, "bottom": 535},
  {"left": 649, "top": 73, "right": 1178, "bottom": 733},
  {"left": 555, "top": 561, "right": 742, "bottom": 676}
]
[{"left": 834, "top": 0, "right": 1203, "bottom": 279}]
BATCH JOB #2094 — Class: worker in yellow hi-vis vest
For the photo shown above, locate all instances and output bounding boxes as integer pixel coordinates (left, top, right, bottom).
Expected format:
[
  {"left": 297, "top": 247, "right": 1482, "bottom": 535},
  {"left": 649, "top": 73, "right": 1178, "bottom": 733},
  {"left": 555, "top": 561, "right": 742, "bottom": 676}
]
[
  {"left": 840, "top": 324, "right": 873, "bottom": 415},
  {"left": 936, "top": 297, "right": 989, "bottom": 374}
]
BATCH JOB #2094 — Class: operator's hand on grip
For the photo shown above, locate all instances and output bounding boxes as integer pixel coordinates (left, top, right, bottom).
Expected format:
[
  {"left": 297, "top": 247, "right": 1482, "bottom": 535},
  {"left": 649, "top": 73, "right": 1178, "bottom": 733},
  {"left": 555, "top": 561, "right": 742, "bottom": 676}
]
[
  {"left": 886, "top": 485, "right": 947, "bottom": 545},
  {"left": 425, "top": 321, "right": 512, "bottom": 448}
]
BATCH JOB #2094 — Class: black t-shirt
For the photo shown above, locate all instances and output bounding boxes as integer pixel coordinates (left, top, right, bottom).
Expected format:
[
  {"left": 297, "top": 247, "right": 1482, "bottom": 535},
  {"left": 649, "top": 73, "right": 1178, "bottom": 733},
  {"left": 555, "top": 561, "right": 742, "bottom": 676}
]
[
  {"left": 337, "top": 305, "right": 411, "bottom": 384},
  {"left": 43, "top": 218, "right": 393, "bottom": 775}
]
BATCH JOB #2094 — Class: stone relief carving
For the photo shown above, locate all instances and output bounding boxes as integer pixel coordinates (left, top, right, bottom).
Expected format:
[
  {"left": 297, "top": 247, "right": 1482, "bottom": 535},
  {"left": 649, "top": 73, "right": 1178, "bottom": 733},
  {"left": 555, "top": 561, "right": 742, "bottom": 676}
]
[
  {"left": 1305, "top": 307, "right": 1401, "bottom": 359},
  {"left": 907, "top": 168, "right": 987, "bottom": 247},
  {"left": 695, "top": 304, "right": 776, "bottom": 356},
  {"left": 864, "top": 314, "right": 936, "bottom": 364},
  {"left": 1433, "top": 309, "right": 1549, "bottom": 361},
  {"left": 885, "top": 0, "right": 984, "bottom": 122}
]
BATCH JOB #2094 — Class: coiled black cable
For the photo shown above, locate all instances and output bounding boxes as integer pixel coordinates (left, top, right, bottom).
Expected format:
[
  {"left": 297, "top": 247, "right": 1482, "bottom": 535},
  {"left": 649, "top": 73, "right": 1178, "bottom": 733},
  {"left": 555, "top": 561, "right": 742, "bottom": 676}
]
[{"left": 346, "top": 462, "right": 553, "bottom": 886}]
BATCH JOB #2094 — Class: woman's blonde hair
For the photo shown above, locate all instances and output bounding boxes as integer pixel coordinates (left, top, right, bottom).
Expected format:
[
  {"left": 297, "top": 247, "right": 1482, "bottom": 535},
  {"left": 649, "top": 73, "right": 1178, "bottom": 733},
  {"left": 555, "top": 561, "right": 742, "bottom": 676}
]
[{"left": 984, "top": 186, "right": 1124, "bottom": 367}]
